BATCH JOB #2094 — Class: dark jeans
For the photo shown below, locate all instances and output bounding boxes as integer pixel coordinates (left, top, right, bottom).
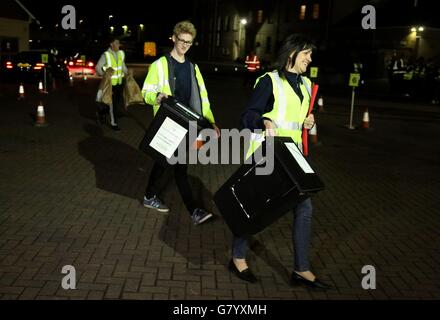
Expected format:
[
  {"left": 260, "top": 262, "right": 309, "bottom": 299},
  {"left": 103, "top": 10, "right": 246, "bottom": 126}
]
[
  {"left": 232, "top": 197, "right": 313, "bottom": 272},
  {"left": 145, "top": 162, "right": 198, "bottom": 215},
  {"left": 97, "top": 84, "right": 123, "bottom": 124}
]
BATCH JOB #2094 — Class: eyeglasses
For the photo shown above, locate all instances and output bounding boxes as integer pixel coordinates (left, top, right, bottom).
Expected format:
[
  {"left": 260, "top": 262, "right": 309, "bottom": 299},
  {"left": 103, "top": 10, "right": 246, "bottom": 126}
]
[{"left": 175, "top": 35, "right": 193, "bottom": 46}]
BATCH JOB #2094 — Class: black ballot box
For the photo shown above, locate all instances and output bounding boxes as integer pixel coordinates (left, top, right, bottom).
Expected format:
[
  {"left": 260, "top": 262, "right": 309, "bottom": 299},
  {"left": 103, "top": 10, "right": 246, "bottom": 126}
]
[
  {"left": 214, "top": 136, "right": 325, "bottom": 237},
  {"left": 139, "top": 96, "right": 212, "bottom": 166}
]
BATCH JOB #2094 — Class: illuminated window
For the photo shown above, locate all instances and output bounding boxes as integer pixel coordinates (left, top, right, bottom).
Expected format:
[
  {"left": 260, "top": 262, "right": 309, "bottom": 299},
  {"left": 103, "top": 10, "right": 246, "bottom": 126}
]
[
  {"left": 224, "top": 16, "right": 230, "bottom": 31},
  {"left": 217, "top": 16, "right": 222, "bottom": 31},
  {"left": 299, "top": 5, "right": 306, "bottom": 20},
  {"left": 216, "top": 32, "right": 220, "bottom": 47},
  {"left": 312, "top": 4, "right": 320, "bottom": 19},
  {"left": 233, "top": 15, "right": 239, "bottom": 31},
  {"left": 257, "top": 10, "right": 263, "bottom": 24}
]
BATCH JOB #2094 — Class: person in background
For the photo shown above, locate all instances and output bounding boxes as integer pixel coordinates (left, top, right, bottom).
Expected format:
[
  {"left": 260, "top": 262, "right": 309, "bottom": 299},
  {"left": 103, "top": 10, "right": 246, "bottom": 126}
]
[
  {"left": 243, "top": 50, "right": 261, "bottom": 87},
  {"left": 95, "top": 36, "right": 128, "bottom": 131}
]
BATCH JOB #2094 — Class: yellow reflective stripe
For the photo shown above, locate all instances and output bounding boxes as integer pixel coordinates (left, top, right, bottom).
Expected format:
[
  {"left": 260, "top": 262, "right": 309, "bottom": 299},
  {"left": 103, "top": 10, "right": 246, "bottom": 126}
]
[
  {"left": 250, "top": 132, "right": 265, "bottom": 142},
  {"left": 104, "top": 52, "right": 112, "bottom": 68},
  {"left": 143, "top": 84, "right": 158, "bottom": 92},
  {"left": 270, "top": 72, "right": 287, "bottom": 124},
  {"left": 157, "top": 60, "right": 165, "bottom": 91},
  {"left": 273, "top": 120, "right": 302, "bottom": 131}
]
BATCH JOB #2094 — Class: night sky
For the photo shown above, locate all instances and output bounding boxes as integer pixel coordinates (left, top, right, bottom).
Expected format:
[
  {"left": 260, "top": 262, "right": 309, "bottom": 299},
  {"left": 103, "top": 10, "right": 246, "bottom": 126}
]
[{"left": 20, "top": 0, "right": 194, "bottom": 27}]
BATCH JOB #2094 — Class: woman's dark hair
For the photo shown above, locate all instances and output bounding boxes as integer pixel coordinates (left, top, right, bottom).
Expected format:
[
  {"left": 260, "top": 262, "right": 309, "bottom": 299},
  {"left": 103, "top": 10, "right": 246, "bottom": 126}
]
[{"left": 273, "top": 34, "right": 316, "bottom": 76}]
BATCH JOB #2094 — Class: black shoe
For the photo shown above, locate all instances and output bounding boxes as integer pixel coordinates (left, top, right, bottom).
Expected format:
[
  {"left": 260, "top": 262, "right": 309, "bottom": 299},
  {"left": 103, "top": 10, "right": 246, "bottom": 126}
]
[
  {"left": 290, "top": 272, "right": 332, "bottom": 290},
  {"left": 111, "top": 124, "right": 120, "bottom": 131},
  {"left": 96, "top": 112, "right": 105, "bottom": 126},
  {"left": 228, "top": 259, "right": 258, "bottom": 283}
]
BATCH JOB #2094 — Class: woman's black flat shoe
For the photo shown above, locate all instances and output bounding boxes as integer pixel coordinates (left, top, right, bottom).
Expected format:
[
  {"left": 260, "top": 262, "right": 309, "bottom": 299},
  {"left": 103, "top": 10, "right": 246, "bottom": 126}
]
[
  {"left": 228, "top": 259, "right": 258, "bottom": 283},
  {"left": 291, "top": 272, "right": 332, "bottom": 290}
]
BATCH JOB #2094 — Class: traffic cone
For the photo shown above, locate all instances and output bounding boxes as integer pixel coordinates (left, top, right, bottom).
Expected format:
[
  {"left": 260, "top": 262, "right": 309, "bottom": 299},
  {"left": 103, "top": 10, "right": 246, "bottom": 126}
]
[
  {"left": 309, "top": 123, "right": 318, "bottom": 145},
  {"left": 18, "top": 83, "right": 25, "bottom": 100},
  {"left": 34, "top": 101, "right": 48, "bottom": 127},
  {"left": 317, "top": 96, "right": 325, "bottom": 112},
  {"left": 38, "top": 81, "right": 44, "bottom": 93},
  {"left": 361, "top": 108, "right": 370, "bottom": 129}
]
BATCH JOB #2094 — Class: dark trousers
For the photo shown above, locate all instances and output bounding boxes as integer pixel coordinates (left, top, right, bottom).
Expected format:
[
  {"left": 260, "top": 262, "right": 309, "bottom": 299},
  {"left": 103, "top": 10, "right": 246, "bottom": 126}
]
[
  {"left": 97, "top": 84, "right": 123, "bottom": 124},
  {"left": 232, "top": 198, "right": 313, "bottom": 272},
  {"left": 145, "top": 162, "right": 198, "bottom": 215}
]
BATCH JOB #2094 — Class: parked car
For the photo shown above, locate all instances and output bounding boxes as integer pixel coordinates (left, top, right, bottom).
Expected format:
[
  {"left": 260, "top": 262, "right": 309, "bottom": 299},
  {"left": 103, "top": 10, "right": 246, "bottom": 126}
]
[
  {"left": 5, "top": 50, "right": 69, "bottom": 84},
  {"left": 67, "top": 56, "right": 96, "bottom": 78},
  {"left": 0, "top": 54, "right": 17, "bottom": 81}
]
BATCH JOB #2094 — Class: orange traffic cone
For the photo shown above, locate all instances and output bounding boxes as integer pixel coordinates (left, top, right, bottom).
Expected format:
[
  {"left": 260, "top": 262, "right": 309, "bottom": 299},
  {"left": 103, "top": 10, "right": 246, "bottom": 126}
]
[
  {"left": 361, "top": 108, "right": 370, "bottom": 129},
  {"left": 38, "top": 81, "right": 44, "bottom": 93},
  {"left": 18, "top": 83, "right": 25, "bottom": 100},
  {"left": 309, "top": 123, "right": 318, "bottom": 145},
  {"left": 35, "top": 102, "right": 48, "bottom": 127}
]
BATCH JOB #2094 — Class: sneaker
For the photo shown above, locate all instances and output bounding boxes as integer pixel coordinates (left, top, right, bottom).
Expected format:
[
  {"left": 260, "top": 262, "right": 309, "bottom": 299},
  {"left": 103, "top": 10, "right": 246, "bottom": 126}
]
[
  {"left": 111, "top": 124, "right": 121, "bottom": 131},
  {"left": 191, "top": 208, "right": 213, "bottom": 225},
  {"left": 143, "top": 196, "right": 169, "bottom": 212}
]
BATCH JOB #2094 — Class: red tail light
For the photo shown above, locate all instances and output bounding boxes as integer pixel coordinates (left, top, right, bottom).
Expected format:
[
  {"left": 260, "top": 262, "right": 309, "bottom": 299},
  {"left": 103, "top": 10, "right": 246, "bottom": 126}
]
[
  {"left": 88, "top": 62, "right": 94, "bottom": 67},
  {"left": 6, "top": 61, "right": 13, "bottom": 69},
  {"left": 34, "top": 63, "right": 45, "bottom": 70},
  {"left": 69, "top": 61, "right": 74, "bottom": 66}
]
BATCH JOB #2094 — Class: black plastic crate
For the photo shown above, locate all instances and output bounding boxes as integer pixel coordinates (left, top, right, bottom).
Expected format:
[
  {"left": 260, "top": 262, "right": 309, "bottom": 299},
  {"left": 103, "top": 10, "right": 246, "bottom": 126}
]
[{"left": 214, "top": 136, "right": 325, "bottom": 237}]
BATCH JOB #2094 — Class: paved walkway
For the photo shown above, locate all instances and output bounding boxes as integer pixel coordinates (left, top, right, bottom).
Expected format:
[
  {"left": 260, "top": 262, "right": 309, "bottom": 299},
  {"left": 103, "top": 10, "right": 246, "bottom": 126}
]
[{"left": 0, "top": 76, "right": 439, "bottom": 300}]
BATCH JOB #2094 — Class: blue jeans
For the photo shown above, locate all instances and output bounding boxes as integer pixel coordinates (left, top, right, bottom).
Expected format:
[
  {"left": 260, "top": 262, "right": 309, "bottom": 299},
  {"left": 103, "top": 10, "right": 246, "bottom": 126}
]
[{"left": 232, "top": 197, "right": 313, "bottom": 272}]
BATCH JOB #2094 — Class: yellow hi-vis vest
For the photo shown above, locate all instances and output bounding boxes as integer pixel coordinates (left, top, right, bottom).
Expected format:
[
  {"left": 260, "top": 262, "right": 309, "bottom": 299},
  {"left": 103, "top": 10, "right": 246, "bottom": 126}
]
[
  {"left": 246, "top": 71, "right": 311, "bottom": 159},
  {"left": 141, "top": 56, "right": 215, "bottom": 124},
  {"left": 104, "top": 50, "right": 125, "bottom": 86}
]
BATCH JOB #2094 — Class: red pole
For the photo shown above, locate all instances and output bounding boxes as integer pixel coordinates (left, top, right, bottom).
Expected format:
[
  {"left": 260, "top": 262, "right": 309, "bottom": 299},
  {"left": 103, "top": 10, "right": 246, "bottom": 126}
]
[{"left": 302, "top": 84, "right": 319, "bottom": 156}]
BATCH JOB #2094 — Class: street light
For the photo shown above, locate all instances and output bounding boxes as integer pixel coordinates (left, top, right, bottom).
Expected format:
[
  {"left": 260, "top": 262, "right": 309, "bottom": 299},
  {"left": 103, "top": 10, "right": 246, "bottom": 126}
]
[
  {"left": 138, "top": 24, "right": 145, "bottom": 42},
  {"left": 122, "top": 25, "right": 128, "bottom": 34},
  {"left": 410, "top": 26, "right": 424, "bottom": 58},
  {"left": 110, "top": 26, "right": 114, "bottom": 33},
  {"left": 238, "top": 18, "right": 247, "bottom": 58},
  {"left": 109, "top": 15, "right": 113, "bottom": 20}
]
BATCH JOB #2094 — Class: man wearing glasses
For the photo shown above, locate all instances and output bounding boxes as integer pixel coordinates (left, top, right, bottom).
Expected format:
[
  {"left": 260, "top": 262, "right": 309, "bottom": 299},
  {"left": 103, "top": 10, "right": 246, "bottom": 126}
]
[{"left": 141, "top": 21, "right": 220, "bottom": 225}]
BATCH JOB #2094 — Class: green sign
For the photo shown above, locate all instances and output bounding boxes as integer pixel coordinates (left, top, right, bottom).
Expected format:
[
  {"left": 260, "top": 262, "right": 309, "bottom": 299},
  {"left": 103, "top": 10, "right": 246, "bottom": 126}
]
[
  {"left": 41, "top": 54, "right": 49, "bottom": 63},
  {"left": 310, "top": 67, "right": 318, "bottom": 78},
  {"left": 80, "top": 55, "right": 86, "bottom": 62},
  {"left": 349, "top": 73, "right": 361, "bottom": 87}
]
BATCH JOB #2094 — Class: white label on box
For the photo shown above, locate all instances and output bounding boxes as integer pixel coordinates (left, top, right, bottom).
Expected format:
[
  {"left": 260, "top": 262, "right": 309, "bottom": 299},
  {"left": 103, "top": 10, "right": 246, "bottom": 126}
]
[
  {"left": 284, "top": 143, "right": 315, "bottom": 174},
  {"left": 149, "top": 117, "right": 188, "bottom": 158}
]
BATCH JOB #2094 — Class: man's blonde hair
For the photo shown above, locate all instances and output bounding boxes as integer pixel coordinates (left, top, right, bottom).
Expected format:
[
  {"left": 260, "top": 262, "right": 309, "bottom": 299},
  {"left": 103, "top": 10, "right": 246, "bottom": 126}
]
[{"left": 173, "top": 20, "right": 197, "bottom": 39}]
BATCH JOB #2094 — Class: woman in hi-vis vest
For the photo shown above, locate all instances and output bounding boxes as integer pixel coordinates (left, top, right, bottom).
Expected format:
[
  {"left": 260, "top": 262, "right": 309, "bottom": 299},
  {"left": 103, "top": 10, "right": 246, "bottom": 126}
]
[{"left": 229, "top": 34, "right": 332, "bottom": 290}]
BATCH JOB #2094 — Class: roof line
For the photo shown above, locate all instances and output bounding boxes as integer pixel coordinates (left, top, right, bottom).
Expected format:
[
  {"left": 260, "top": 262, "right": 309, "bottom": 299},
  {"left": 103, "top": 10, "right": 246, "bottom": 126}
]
[{"left": 14, "top": 0, "right": 40, "bottom": 25}]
